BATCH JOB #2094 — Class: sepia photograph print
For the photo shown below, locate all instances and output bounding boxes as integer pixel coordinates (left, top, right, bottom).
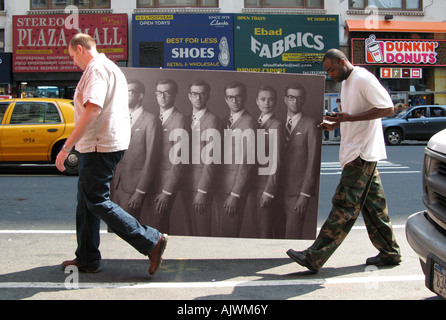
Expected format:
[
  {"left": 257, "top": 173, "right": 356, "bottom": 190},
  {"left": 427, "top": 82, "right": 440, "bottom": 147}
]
[{"left": 114, "top": 67, "right": 325, "bottom": 240}]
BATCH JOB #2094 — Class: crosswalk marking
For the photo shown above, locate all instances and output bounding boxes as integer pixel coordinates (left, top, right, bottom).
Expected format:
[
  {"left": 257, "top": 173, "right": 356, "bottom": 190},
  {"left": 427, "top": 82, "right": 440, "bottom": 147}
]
[
  {"left": 321, "top": 161, "right": 421, "bottom": 175},
  {"left": 0, "top": 274, "right": 424, "bottom": 290}
]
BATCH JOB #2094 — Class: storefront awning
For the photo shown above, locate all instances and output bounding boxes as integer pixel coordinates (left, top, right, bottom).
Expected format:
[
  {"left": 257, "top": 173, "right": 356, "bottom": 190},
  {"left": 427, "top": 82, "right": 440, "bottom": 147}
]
[{"left": 346, "top": 20, "right": 446, "bottom": 33}]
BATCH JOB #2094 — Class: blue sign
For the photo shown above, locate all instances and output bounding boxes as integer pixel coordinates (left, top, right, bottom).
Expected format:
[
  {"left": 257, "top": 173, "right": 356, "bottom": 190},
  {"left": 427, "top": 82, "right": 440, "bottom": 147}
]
[{"left": 132, "top": 14, "right": 234, "bottom": 70}]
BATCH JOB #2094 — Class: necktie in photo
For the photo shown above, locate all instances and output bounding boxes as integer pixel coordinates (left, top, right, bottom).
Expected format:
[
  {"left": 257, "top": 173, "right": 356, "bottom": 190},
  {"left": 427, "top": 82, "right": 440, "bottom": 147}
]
[
  {"left": 227, "top": 115, "right": 233, "bottom": 129},
  {"left": 286, "top": 118, "right": 292, "bottom": 141},
  {"left": 159, "top": 113, "right": 163, "bottom": 124},
  {"left": 258, "top": 116, "right": 263, "bottom": 127},
  {"left": 191, "top": 114, "right": 197, "bottom": 128}
]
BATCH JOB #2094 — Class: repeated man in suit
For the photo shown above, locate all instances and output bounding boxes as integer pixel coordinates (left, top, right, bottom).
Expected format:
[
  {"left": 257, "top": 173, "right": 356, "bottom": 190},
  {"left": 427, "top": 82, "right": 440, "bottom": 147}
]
[
  {"left": 279, "top": 83, "right": 320, "bottom": 239},
  {"left": 111, "top": 79, "right": 160, "bottom": 223},
  {"left": 149, "top": 78, "right": 187, "bottom": 233},
  {"left": 181, "top": 80, "right": 223, "bottom": 236},
  {"left": 213, "top": 80, "right": 258, "bottom": 237},
  {"left": 249, "top": 85, "right": 285, "bottom": 238}
]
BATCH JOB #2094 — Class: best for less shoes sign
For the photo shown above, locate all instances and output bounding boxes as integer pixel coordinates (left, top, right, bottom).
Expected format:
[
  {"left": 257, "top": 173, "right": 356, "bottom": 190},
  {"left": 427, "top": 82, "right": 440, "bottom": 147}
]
[{"left": 132, "top": 14, "right": 234, "bottom": 70}]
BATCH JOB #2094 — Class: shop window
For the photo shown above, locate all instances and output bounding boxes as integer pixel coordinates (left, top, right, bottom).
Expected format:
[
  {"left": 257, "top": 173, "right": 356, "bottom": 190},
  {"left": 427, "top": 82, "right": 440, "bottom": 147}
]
[
  {"left": 350, "top": 0, "right": 421, "bottom": 10},
  {"left": 245, "top": 0, "right": 323, "bottom": 8},
  {"left": 10, "top": 103, "right": 61, "bottom": 124},
  {"left": 30, "top": 0, "right": 111, "bottom": 10},
  {"left": 137, "top": 0, "right": 218, "bottom": 7},
  {"left": 0, "top": 0, "right": 4, "bottom": 11}
]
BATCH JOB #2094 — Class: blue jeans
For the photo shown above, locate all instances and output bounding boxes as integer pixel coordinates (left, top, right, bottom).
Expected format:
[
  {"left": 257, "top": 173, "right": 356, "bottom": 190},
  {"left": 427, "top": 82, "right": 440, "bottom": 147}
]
[{"left": 75, "top": 151, "right": 160, "bottom": 268}]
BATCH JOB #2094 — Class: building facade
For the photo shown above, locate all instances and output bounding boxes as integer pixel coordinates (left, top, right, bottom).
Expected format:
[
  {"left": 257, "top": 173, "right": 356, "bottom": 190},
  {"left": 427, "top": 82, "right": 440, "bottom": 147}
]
[{"left": 0, "top": 0, "right": 445, "bottom": 108}]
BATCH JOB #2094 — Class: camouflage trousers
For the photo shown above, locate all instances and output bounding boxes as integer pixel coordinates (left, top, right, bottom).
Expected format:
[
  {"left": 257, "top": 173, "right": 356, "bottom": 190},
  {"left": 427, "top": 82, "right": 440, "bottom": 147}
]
[{"left": 306, "top": 156, "right": 401, "bottom": 271}]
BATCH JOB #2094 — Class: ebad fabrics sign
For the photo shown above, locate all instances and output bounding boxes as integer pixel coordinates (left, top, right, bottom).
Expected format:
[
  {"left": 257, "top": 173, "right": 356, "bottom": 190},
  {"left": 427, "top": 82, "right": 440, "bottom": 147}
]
[
  {"left": 234, "top": 14, "right": 339, "bottom": 74},
  {"left": 132, "top": 14, "right": 234, "bottom": 70}
]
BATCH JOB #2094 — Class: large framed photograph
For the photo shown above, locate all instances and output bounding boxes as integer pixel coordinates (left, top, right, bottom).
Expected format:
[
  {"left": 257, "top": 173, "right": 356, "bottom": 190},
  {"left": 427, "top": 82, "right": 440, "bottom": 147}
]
[{"left": 114, "top": 67, "right": 325, "bottom": 239}]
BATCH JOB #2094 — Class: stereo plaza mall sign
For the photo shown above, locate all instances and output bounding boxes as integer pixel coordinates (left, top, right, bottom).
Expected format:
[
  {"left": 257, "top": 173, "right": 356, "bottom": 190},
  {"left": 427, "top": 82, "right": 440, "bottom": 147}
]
[
  {"left": 13, "top": 14, "right": 128, "bottom": 73},
  {"left": 234, "top": 14, "right": 339, "bottom": 74}
]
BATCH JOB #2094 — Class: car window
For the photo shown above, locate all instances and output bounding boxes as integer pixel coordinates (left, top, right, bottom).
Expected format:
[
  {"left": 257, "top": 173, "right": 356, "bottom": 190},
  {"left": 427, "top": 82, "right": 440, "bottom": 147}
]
[
  {"left": 430, "top": 107, "right": 445, "bottom": 118},
  {"left": 45, "top": 104, "right": 61, "bottom": 123},
  {"left": 407, "top": 107, "right": 427, "bottom": 119},
  {"left": 0, "top": 102, "right": 10, "bottom": 123},
  {"left": 9, "top": 102, "right": 61, "bottom": 124}
]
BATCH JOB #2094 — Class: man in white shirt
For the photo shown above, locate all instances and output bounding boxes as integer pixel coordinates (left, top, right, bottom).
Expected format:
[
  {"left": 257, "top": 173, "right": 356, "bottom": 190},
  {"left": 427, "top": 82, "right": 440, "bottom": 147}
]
[
  {"left": 56, "top": 33, "right": 167, "bottom": 276},
  {"left": 287, "top": 48, "right": 401, "bottom": 273}
]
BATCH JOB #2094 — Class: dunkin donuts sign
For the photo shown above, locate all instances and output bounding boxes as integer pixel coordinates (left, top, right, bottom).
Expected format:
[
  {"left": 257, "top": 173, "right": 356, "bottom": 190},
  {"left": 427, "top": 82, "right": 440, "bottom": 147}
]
[{"left": 364, "top": 35, "right": 439, "bottom": 65}]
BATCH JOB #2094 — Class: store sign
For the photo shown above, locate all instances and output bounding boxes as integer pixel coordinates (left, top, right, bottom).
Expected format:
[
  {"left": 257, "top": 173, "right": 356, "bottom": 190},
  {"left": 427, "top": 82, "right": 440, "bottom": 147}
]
[
  {"left": 352, "top": 35, "right": 446, "bottom": 67},
  {"left": 132, "top": 14, "right": 233, "bottom": 70},
  {"left": 234, "top": 14, "right": 339, "bottom": 74},
  {"left": 365, "top": 35, "right": 438, "bottom": 64},
  {"left": 380, "top": 68, "right": 422, "bottom": 79},
  {"left": 12, "top": 14, "right": 128, "bottom": 73}
]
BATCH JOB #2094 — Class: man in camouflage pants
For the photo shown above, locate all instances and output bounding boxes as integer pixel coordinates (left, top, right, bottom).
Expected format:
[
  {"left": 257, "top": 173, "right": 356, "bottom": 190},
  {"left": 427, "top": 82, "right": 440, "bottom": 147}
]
[{"left": 286, "top": 49, "right": 401, "bottom": 273}]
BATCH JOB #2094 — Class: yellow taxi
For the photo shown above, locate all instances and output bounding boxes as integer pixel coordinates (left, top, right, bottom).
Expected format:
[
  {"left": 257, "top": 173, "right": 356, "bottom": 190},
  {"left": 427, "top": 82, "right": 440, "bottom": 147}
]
[{"left": 0, "top": 98, "right": 79, "bottom": 175}]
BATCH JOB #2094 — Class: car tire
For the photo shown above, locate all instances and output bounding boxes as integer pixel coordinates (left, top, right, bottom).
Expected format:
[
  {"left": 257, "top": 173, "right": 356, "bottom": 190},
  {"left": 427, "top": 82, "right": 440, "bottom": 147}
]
[{"left": 385, "top": 128, "right": 403, "bottom": 146}]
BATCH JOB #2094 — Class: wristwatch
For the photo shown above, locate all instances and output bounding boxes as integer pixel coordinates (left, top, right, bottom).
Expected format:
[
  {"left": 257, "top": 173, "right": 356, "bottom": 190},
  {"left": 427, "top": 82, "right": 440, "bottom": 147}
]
[{"left": 62, "top": 144, "right": 71, "bottom": 152}]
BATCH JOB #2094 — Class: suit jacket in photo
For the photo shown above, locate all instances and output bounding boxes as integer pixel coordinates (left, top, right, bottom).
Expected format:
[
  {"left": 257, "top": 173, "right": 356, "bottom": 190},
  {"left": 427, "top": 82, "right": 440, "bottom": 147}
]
[
  {"left": 255, "top": 114, "right": 285, "bottom": 197},
  {"left": 157, "top": 107, "right": 188, "bottom": 195},
  {"left": 280, "top": 113, "right": 319, "bottom": 197},
  {"left": 113, "top": 110, "right": 161, "bottom": 195},
  {"left": 183, "top": 109, "right": 223, "bottom": 194},
  {"left": 217, "top": 109, "right": 258, "bottom": 198}
]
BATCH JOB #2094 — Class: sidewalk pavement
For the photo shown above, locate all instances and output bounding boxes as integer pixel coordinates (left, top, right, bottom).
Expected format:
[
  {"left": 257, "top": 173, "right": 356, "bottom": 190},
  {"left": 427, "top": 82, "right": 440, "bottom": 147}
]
[{"left": 0, "top": 227, "right": 437, "bottom": 301}]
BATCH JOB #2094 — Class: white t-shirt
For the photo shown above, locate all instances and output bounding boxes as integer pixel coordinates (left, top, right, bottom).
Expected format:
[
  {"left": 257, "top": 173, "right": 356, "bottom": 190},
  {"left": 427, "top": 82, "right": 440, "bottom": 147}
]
[
  {"left": 339, "top": 66, "right": 393, "bottom": 168},
  {"left": 73, "top": 53, "right": 130, "bottom": 153}
]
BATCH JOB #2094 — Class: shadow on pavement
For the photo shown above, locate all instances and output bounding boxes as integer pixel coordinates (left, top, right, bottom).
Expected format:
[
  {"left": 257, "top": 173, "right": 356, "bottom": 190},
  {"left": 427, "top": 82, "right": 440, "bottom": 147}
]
[{"left": 0, "top": 258, "right": 372, "bottom": 300}]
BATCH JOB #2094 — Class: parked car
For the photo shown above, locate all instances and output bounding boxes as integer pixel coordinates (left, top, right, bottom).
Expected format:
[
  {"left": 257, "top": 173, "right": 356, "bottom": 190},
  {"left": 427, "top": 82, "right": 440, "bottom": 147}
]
[
  {"left": 406, "top": 128, "right": 446, "bottom": 299},
  {"left": 0, "top": 98, "right": 79, "bottom": 175},
  {"left": 382, "top": 105, "right": 446, "bottom": 145}
]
